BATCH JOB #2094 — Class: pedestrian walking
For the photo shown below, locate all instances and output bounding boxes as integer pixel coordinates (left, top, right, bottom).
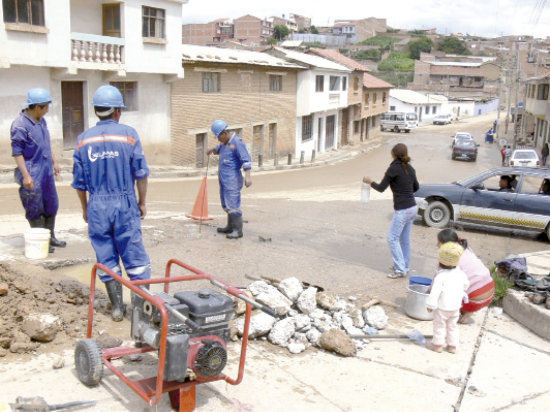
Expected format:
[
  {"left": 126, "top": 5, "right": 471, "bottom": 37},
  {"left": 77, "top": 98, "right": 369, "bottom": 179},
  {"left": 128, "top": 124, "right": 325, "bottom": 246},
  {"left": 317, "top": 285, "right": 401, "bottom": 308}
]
[
  {"left": 541, "top": 142, "right": 549, "bottom": 166},
  {"left": 363, "top": 143, "right": 419, "bottom": 278},
  {"left": 426, "top": 242, "right": 470, "bottom": 354},
  {"left": 72, "top": 85, "right": 151, "bottom": 321},
  {"left": 504, "top": 145, "right": 512, "bottom": 166},
  {"left": 11, "top": 88, "right": 66, "bottom": 254},
  {"left": 207, "top": 120, "right": 252, "bottom": 239},
  {"left": 500, "top": 145, "right": 506, "bottom": 166},
  {"left": 436, "top": 229, "right": 494, "bottom": 325}
]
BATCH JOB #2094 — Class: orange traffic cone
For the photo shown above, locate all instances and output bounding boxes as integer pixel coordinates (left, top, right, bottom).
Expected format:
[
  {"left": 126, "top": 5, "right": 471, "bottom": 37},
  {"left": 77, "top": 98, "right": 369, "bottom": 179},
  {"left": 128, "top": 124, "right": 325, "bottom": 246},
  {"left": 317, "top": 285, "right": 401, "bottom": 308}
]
[{"left": 185, "top": 177, "right": 214, "bottom": 221}]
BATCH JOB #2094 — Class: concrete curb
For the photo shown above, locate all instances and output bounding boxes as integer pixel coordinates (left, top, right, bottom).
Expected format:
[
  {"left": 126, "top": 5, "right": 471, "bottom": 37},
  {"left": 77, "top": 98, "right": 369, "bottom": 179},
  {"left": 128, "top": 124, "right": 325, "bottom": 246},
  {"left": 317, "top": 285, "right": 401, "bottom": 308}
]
[{"left": 503, "top": 289, "right": 550, "bottom": 341}]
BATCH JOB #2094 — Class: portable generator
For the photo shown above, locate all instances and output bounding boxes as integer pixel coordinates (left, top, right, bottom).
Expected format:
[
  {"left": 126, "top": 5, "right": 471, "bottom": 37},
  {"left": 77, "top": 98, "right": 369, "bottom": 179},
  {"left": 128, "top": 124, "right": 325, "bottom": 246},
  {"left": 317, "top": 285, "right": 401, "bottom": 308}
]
[{"left": 74, "top": 259, "right": 277, "bottom": 412}]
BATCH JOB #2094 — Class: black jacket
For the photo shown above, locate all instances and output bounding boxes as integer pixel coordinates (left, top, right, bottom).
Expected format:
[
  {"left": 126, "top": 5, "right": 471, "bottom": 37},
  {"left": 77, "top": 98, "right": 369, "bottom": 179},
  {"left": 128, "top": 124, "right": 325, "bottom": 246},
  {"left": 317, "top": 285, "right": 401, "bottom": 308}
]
[{"left": 371, "top": 159, "right": 419, "bottom": 210}]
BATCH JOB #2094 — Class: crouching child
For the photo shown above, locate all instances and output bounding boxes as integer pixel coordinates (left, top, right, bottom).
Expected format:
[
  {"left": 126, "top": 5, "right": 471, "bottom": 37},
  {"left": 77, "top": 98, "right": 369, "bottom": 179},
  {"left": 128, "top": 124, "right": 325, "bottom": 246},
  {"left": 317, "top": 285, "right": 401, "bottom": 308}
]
[{"left": 426, "top": 242, "right": 470, "bottom": 354}]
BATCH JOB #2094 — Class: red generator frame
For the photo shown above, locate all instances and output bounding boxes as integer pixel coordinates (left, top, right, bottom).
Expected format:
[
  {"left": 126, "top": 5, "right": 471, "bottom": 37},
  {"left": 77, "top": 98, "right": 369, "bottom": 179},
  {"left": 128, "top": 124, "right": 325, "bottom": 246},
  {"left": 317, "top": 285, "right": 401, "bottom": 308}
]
[{"left": 84, "top": 259, "right": 260, "bottom": 412}]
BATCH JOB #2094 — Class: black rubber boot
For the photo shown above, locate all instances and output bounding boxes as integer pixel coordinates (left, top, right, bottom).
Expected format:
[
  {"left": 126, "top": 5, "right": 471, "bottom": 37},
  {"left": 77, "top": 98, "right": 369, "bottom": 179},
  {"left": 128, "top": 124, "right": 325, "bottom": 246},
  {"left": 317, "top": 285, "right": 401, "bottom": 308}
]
[
  {"left": 216, "top": 214, "right": 232, "bottom": 233},
  {"left": 105, "top": 280, "right": 124, "bottom": 322},
  {"left": 29, "top": 218, "right": 55, "bottom": 253},
  {"left": 226, "top": 215, "right": 243, "bottom": 239},
  {"left": 44, "top": 215, "right": 66, "bottom": 248}
]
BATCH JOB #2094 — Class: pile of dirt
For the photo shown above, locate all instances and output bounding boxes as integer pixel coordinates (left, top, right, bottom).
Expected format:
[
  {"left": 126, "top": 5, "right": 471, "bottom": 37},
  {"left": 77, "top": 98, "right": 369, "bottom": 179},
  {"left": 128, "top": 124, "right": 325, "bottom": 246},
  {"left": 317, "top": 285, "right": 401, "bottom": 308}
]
[{"left": 0, "top": 262, "right": 111, "bottom": 357}]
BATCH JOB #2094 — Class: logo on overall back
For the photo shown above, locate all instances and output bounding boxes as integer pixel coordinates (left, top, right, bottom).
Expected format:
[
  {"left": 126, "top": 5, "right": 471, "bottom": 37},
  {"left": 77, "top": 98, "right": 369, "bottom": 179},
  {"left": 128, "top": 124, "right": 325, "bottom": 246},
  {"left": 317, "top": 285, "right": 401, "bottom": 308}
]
[{"left": 88, "top": 147, "right": 119, "bottom": 162}]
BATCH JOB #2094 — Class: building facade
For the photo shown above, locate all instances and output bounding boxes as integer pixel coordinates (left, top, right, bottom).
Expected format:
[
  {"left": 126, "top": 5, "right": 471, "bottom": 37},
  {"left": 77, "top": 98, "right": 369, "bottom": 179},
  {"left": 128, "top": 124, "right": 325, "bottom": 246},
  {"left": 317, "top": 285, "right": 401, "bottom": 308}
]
[
  {"left": 525, "top": 75, "right": 550, "bottom": 154},
  {"left": 233, "top": 14, "right": 273, "bottom": 46},
  {"left": 0, "top": 0, "right": 187, "bottom": 165},
  {"left": 182, "top": 18, "right": 233, "bottom": 45}
]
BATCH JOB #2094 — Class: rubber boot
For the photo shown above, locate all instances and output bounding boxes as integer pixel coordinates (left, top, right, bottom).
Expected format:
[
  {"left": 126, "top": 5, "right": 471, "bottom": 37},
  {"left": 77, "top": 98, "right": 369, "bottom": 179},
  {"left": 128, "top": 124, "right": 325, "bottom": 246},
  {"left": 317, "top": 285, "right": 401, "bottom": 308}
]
[
  {"left": 29, "top": 218, "right": 55, "bottom": 253},
  {"left": 44, "top": 215, "right": 66, "bottom": 248},
  {"left": 105, "top": 280, "right": 124, "bottom": 322},
  {"left": 217, "top": 214, "right": 232, "bottom": 234},
  {"left": 226, "top": 215, "right": 243, "bottom": 239}
]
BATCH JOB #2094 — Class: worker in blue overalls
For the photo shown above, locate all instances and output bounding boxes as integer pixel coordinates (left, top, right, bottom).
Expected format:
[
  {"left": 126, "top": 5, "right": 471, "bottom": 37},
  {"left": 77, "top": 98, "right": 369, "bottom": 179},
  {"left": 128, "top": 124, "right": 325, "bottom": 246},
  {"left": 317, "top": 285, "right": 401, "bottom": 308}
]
[
  {"left": 72, "top": 85, "right": 151, "bottom": 321},
  {"left": 207, "top": 120, "right": 252, "bottom": 239},
  {"left": 11, "top": 88, "right": 66, "bottom": 253}
]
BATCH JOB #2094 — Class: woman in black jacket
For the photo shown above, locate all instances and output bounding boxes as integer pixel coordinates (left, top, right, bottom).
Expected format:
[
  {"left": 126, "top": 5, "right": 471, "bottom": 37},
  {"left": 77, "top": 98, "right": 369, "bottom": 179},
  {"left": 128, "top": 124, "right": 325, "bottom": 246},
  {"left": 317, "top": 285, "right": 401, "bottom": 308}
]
[{"left": 363, "top": 143, "right": 419, "bottom": 279}]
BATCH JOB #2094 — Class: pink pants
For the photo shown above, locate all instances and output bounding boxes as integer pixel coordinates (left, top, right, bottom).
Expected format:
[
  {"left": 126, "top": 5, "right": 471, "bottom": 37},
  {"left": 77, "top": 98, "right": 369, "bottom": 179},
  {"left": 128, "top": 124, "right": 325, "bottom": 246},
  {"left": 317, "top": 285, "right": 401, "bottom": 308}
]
[{"left": 432, "top": 308, "right": 460, "bottom": 347}]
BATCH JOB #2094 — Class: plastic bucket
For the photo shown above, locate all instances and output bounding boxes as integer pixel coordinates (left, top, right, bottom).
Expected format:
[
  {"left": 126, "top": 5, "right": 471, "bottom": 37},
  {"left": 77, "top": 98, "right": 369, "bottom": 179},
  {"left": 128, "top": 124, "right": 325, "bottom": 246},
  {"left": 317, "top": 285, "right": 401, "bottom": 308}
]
[
  {"left": 405, "top": 284, "right": 433, "bottom": 321},
  {"left": 24, "top": 228, "right": 50, "bottom": 259},
  {"left": 409, "top": 276, "right": 432, "bottom": 286}
]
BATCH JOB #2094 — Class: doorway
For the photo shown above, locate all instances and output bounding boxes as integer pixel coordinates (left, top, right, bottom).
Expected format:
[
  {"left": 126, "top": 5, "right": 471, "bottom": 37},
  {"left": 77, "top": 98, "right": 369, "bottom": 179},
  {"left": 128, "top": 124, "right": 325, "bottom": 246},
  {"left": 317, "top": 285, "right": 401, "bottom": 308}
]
[
  {"left": 325, "top": 115, "right": 335, "bottom": 149},
  {"left": 61, "top": 81, "right": 84, "bottom": 150}
]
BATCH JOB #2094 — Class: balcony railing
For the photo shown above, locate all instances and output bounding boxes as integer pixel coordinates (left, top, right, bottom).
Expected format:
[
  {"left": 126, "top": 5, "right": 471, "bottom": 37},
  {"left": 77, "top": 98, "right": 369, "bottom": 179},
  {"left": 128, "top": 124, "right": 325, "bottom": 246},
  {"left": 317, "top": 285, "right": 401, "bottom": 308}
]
[{"left": 71, "top": 33, "right": 125, "bottom": 65}]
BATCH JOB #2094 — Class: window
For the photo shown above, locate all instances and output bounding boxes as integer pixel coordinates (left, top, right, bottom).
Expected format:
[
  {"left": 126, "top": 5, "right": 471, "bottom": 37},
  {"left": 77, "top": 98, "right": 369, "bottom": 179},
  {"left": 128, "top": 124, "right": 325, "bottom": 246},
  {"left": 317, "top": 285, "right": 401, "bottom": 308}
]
[
  {"left": 364, "top": 93, "right": 369, "bottom": 105},
  {"left": 315, "top": 75, "right": 324, "bottom": 92},
  {"left": 269, "top": 75, "right": 282, "bottom": 92},
  {"left": 353, "top": 76, "right": 359, "bottom": 91},
  {"left": 432, "top": 106, "right": 436, "bottom": 114},
  {"left": 342, "top": 77, "right": 347, "bottom": 91},
  {"left": 103, "top": 3, "right": 121, "bottom": 37},
  {"left": 3, "top": 0, "right": 44, "bottom": 26},
  {"left": 389, "top": 105, "right": 396, "bottom": 111},
  {"left": 373, "top": 93, "right": 377, "bottom": 104},
  {"left": 110, "top": 82, "right": 137, "bottom": 111},
  {"left": 202, "top": 72, "right": 220, "bottom": 93},
  {"left": 425, "top": 106, "right": 429, "bottom": 114},
  {"left": 519, "top": 176, "right": 545, "bottom": 195},
  {"left": 537, "top": 84, "right": 549, "bottom": 100},
  {"left": 329, "top": 76, "right": 340, "bottom": 91},
  {"left": 142, "top": 6, "right": 165, "bottom": 39},
  {"left": 301, "top": 114, "right": 313, "bottom": 142},
  {"left": 353, "top": 121, "right": 359, "bottom": 134},
  {"left": 382, "top": 92, "right": 387, "bottom": 103}
]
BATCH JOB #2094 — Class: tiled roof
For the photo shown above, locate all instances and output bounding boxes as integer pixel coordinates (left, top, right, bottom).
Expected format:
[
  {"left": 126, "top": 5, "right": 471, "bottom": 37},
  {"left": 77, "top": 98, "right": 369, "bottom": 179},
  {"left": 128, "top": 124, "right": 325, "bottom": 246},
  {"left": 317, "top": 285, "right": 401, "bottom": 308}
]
[
  {"left": 181, "top": 45, "right": 304, "bottom": 69},
  {"left": 363, "top": 73, "right": 394, "bottom": 89},
  {"left": 309, "top": 48, "right": 370, "bottom": 72}
]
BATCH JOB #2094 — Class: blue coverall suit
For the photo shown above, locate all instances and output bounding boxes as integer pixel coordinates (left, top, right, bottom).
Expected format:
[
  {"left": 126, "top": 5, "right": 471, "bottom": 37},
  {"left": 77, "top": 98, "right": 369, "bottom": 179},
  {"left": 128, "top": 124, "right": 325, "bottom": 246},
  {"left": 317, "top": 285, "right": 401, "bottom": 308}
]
[
  {"left": 10, "top": 111, "right": 59, "bottom": 221},
  {"left": 216, "top": 133, "right": 252, "bottom": 217},
  {"left": 72, "top": 119, "right": 151, "bottom": 283}
]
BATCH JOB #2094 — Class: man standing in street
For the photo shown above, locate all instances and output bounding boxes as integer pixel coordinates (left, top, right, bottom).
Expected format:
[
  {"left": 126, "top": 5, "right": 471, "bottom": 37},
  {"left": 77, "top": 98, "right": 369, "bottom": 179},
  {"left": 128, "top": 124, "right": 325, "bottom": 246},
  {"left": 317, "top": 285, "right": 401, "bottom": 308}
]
[
  {"left": 207, "top": 120, "right": 252, "bottom": 239},
  {"left": 541, "top": 142, "right": 549, "bottom": 166},
  {"left": 72, "top": 85, "right": 151, "bottom": 321},
  {"left": 11, "top": 88, "right": 66, "bottom": 253}
]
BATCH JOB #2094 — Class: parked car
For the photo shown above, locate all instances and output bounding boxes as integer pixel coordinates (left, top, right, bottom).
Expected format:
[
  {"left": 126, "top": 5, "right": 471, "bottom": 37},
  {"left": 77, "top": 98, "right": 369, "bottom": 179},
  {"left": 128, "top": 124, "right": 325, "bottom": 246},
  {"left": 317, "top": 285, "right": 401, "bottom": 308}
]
[
  {"left": 452, "top": 139, "right": 478, "bottom": 161},
  {"left": 509, "top": 148, "right": 540, "bottom": 168},
  {"left": 380, "top": 112, "right": 418, "bottom": 133},
  {"left": 433, "top": 114, "right": 452, "bottom": 125},
  {"left": 414, "top": 167, "right": 550, "bottom": 240},
  {"left": 451, "top": 132, "right": 473, "bottom": 147}
]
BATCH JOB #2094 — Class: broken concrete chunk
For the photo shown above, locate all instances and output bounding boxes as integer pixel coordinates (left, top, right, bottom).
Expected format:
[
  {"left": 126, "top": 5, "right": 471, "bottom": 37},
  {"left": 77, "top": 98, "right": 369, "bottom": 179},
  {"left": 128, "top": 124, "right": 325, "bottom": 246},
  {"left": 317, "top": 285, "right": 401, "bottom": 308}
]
[
  {"left": 247, "top": 280, "right": 271, "bottom": 296},
  {"left": 364, "top": 305, "right": 388, "bottom": 330},
  {"left": 235, "top": 311, "right": 277, "bottom": 338},
  {"left": 306, "top": 328, "right": 322, "bottom": 346},
  {"left": 316, "top": 291, "right": 338, "bottom": 310},
  {"left": 277, "top": 277, "right": 303, "bottom": 303},
  {"left": 348, "top": 306, "right": 366, "bottom": 329},
  {"left": 287, "top": 342, "right": 306, "bottom": 354},
  {"left": 292, "top": 314, "right": 311, "bottom": 332},
  {"left": 21, "top": 313, "right": 60, "bottom": 342},
  {"left": 319, "top": 329, "right": 356, "bottom": 357},
  {"left": 235, "top": 290, "right": 253, "bottom": 315},
  {"left": 296, "top": 287, "right": 318, "bottom": 314},
  {"left": 268, "top": 317, "right": 296, "bottom": 346},
  {"left": 255, "top": 286, "right": 292, "bottom": 316}
]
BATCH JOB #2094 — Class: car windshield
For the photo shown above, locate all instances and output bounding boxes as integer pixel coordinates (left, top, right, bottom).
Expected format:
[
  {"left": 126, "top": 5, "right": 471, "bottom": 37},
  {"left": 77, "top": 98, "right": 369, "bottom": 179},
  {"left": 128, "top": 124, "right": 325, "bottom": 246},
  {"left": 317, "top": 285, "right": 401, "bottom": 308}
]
[
  {"left": 458, "top": 141, "right": 476, "bottom": 147},
  {"left": 513, "top": 151, "right": 537, "bottom": 159},
  {"left": 456, "top": 134, "right": 471, "bottom": 139},
  {"left": 406, "top": 114, "right": 417, "bottom": 121}
]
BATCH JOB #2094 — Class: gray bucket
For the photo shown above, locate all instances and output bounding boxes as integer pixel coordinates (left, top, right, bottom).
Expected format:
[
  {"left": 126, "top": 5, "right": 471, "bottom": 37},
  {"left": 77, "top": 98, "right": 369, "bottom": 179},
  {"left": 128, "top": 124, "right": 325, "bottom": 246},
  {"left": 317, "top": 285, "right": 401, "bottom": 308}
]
[{"left": 405, "top": 284, "right": 433, "bottom": 321}]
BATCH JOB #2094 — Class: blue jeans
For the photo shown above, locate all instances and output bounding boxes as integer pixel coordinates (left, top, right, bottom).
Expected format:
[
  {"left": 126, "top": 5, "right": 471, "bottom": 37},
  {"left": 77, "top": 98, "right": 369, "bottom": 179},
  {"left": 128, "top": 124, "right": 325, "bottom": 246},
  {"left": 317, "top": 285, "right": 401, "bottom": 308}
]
[{"left": 387, "top": 205, "right": 418, "bottom": 274}]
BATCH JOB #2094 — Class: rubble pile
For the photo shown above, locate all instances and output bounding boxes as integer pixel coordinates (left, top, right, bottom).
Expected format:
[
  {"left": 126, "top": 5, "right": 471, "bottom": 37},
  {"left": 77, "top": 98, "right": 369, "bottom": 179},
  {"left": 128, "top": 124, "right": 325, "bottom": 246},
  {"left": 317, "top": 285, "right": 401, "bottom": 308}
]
[
  {"left": 0, "top": 263, "right": 110, "bottom": 356},
  {"left": 232, "top": 278, "right": 389, "bottom": 357}
]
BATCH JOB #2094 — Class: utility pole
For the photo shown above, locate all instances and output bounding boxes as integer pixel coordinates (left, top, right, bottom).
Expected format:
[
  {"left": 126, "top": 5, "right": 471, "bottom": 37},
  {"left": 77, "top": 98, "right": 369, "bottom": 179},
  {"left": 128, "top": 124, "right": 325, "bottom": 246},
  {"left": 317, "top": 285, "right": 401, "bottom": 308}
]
[
  {"left": 513, "top": 44, "right": 521, "bottom": 149},
  {"left": 504, "top": 55, "right": 511, "bottom": 135}
]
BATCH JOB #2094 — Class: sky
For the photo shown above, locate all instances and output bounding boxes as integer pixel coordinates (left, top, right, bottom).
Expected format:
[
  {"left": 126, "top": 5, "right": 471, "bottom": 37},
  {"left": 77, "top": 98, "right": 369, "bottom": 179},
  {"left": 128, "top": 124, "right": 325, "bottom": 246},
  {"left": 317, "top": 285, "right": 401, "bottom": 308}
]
[{"left": 182, "top": 0, "right": 550, "bottom": 39}]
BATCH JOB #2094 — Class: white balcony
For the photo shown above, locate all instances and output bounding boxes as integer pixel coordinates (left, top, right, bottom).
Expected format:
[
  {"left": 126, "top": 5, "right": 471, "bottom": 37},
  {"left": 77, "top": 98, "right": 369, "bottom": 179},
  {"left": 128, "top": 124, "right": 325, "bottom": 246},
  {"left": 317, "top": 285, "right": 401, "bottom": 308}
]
[{"left": 70, "top": 33, "right": 125, "bottom": 69}]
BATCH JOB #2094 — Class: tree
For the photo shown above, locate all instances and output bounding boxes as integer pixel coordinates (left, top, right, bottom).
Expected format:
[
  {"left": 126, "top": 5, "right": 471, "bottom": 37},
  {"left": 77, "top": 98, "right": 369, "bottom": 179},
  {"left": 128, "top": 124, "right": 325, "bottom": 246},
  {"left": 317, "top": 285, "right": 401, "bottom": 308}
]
[
  {"left": 273, "top": 25, "right": 290, "bottom": 41},
  {"left": 310, "top": 25, "right": 319, "bottom": 34},
  {"left": 438, "top": 36, "right": 471, "bottom": 55},
  {"left": 408, "top": 37, "right": 433, "bottom": 59}
]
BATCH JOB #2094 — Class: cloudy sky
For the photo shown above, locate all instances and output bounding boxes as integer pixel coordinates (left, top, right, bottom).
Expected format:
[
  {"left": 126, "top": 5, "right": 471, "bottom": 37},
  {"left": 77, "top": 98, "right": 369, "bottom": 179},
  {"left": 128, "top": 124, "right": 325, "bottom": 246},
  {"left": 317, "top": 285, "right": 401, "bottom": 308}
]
[{"left": 182, "top": 0, "right": 549, "bottom": 39}]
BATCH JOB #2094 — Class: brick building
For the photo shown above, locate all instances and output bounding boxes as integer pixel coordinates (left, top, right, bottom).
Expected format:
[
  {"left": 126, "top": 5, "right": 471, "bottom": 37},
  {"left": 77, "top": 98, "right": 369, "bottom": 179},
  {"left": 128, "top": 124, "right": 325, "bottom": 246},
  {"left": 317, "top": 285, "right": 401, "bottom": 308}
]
[
  {"left": 182, "top": 18, "right": 233, "bottom": 45},
  {"left": 171, "top": 45, "right": 303, "bottom": 167},
  {"left": 233, "top": 15, "right": 274, "bottom": 46}
]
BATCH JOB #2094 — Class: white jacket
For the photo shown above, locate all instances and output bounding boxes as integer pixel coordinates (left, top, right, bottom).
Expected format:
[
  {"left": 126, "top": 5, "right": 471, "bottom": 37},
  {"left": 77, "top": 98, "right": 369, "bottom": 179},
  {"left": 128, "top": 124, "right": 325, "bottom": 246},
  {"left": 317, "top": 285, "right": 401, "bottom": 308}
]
[{"left": 426, "top": 267, "right": 470, "bottom": 311}]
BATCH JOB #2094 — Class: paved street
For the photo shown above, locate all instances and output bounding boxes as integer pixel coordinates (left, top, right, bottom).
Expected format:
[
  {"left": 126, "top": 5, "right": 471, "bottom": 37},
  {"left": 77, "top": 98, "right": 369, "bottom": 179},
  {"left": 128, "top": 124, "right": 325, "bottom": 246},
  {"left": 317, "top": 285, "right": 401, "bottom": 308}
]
[{"left": 1, "top": 112, "right": 549, "bottom": 411}]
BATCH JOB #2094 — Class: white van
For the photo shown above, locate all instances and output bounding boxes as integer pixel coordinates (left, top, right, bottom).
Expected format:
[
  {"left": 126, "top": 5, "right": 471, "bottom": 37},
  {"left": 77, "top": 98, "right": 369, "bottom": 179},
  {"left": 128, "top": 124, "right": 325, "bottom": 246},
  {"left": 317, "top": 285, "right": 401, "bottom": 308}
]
[{"left": 380, "top": 112, "right": 418, "bottom": 133}]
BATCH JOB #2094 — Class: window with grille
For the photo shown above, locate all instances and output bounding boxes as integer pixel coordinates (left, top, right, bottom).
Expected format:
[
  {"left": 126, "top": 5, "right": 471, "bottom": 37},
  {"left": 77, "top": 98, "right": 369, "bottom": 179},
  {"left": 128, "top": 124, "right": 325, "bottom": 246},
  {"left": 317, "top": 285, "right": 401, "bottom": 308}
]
[
  {"left": 110, "top": 82, "right": 137, "bottom": 111},
  {"left": 142, "top": 6, "right": 165, "bottom": 39},
  {"left": 202, "top": 73, "right": 220, "bottom": 93},
  {"left": 316, "top": 75, "right": 324, "bottom": 92},
  {"left": 3, "top": 0, "right": 44, "bottom": 25},
  {"left": 329, "top": 76, "right": 340, "bottom": 91},
  {"left": 302, "top": 114, "right": 313, "bottom": 142},
  {"left": 269, "top": 75, "right": 282, "bottom": 92}
]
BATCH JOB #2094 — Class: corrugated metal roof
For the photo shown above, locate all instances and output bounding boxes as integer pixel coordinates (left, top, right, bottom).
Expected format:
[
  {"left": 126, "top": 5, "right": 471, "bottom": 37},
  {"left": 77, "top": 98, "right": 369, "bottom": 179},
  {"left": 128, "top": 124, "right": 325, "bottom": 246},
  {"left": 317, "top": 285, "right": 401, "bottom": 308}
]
[
  {"left": 274, "top": 47, "right": 352, "bottom": 72},
  {"left": 181, "top": 45, "right": 304, "bottom": 69}
]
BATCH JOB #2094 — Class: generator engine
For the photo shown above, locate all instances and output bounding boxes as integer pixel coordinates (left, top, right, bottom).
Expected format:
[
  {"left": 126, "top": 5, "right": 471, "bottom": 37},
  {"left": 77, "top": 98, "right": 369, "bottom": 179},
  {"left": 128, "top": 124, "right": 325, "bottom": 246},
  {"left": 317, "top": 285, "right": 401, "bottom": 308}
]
[{"left": 131, "top": 289, "right": 233, "bottom": 382}]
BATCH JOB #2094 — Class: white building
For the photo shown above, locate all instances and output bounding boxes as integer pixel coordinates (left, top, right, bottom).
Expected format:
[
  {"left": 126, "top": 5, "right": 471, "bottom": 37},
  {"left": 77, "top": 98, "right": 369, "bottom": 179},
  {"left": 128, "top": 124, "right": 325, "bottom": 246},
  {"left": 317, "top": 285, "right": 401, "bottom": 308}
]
[
  {"left": 268, "top": 47, "right": 351, "bottom": 157},
  {"left": 0, "top": 0, "right": 188, "bottom": 165},
  {"left": 389, "top": 89, "right": 448, "bottom": 122}
]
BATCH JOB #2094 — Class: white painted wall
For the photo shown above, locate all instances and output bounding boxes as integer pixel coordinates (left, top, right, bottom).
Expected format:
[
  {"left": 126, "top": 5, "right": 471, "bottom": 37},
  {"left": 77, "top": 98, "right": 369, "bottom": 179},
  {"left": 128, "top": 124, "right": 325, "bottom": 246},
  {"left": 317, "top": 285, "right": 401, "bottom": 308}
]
[
  {"left": 448, "top": 101, "right": 475, "bottom": 119},
  {"left": 297, "top": 70, "right": 349, "bottom": 116},
  {"left": 295, "top": 109, "right": 339, "bottom": 157},
  {"left": 388, "top": 97, "right": 443, "bottom": 121}
]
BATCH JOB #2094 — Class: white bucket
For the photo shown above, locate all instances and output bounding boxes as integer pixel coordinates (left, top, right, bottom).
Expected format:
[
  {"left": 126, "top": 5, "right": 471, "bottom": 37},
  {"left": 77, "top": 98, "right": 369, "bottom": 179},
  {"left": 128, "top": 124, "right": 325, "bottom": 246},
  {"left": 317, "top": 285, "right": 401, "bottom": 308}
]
[
  {"left": 24, "top": 228, "right": 50, "bottom": 259},
  {"left": 404, "top": 284, "right": 433, "bottom": 321}
]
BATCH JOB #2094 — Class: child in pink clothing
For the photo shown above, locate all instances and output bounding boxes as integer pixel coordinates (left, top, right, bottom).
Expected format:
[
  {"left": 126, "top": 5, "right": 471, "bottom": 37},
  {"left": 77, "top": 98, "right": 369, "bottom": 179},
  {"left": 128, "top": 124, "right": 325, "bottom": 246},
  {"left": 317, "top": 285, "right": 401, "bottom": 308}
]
[{"left": 426, "top": 242, "right": 470, "bottom": 354}]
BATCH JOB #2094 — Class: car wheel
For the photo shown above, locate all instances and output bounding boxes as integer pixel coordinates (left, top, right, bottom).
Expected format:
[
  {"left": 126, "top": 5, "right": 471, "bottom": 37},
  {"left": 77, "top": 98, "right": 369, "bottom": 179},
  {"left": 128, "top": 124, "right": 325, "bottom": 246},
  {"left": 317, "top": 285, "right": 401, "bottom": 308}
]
[
  {"left": 423, "top": 200, "right": 451, "bottom": 228},
  {"left": 546, "top": 224, "right": 550, "bottom": 243},
  {"left": 405, "top": 129, "right": 410, "bottom": 133},
  {"left": 394, "top": 126, "right": 399, "bottom": 133}
]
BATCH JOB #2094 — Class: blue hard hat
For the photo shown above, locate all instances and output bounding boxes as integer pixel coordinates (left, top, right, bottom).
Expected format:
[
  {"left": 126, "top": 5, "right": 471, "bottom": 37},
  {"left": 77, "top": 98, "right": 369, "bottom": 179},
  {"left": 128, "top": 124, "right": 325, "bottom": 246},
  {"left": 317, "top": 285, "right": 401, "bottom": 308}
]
[
  {"left": 92, "top": 85, "right": 125, "bottom": 108},
  {"left": 24, "top": 88, "right": 52, "bottom": 107},
  {"left": 211, "top": 119, "right": 228, "bottom": 138}
]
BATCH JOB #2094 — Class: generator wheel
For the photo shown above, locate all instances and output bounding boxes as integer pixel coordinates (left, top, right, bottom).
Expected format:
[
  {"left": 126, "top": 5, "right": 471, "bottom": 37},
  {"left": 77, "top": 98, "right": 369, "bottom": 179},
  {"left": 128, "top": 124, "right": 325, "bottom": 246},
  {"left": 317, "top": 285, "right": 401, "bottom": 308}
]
[{"left": 75, "top": 339, "right": 103, "bottom": 387}]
